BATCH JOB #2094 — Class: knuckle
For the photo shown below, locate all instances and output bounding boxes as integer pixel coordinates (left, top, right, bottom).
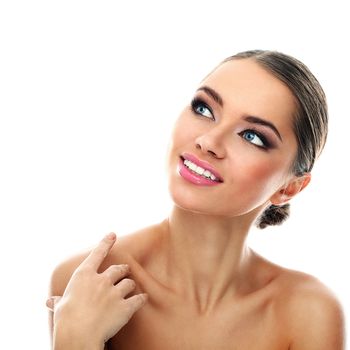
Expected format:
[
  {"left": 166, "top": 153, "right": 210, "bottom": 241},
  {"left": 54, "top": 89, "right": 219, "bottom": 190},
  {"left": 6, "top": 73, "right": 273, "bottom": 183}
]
[
  {"left": 73, "top": 266, "right": 88, "bottom": 277},
  {"left": 101, "top": 273, "right": 112, "bottom": 285}
]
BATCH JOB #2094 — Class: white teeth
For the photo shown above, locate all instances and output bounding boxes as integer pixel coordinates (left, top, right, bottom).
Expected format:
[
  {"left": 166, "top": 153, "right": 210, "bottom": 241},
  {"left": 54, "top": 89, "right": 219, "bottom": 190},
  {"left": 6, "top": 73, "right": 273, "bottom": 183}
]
[
  {"left": 183, "top": 159, "right": 218, "bottom": 181},
  {"left": 188, "top": 162, "right": 197, "bottom": 171},
  {"left": 203, "top": 170, "right": 211, "bottom": 178},
  {"left": 196, "top": 166, "right": 205, "bottom": 175}
]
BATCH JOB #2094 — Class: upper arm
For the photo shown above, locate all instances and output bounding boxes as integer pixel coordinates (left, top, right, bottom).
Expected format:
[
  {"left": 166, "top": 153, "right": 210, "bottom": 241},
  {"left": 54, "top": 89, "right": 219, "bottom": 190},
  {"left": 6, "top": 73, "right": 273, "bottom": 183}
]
[
  {"left": 47, "top": 251, "right": 90, "bottom": 345},
  {"left": 288, "top": 280, "right": 345, "bottom": 350}
]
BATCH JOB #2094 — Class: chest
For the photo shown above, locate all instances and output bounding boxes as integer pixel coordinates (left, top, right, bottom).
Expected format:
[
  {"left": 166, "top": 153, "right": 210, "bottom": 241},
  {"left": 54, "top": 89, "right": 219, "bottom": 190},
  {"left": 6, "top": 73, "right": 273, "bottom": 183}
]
[{"left": 107, "top": 296, "right": 289, "bottom": 350}]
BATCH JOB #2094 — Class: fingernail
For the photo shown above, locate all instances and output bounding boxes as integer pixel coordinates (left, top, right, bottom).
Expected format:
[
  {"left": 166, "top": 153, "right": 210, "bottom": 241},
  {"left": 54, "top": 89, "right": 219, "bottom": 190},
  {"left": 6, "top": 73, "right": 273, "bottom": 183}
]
[
  {"left": 106, "top": 232, "right": 116, "bottom": 240},
  {"left": 121, "top": 264, "right": 130, "bottom": 272}
]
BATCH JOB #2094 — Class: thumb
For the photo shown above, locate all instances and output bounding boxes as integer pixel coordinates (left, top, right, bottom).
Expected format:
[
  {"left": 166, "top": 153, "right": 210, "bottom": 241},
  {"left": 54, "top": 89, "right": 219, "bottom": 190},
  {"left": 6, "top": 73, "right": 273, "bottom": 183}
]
[{"left": 46, "top": 296, "right": 62, "bottom": 312}]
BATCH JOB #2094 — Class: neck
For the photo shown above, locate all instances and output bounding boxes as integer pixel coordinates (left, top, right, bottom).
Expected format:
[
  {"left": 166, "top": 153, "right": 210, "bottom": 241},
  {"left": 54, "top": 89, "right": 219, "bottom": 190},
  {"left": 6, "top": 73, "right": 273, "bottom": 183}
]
[{"left": 159, "top": 206, "right": 255, "bottom": 313}]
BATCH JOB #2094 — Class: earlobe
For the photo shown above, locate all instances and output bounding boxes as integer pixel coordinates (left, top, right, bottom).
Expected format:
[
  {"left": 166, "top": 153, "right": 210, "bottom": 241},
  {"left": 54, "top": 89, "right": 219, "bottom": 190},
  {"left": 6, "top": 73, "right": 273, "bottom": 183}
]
[{"left": 270, "top": 173, "right": 311, "bottom": 205}]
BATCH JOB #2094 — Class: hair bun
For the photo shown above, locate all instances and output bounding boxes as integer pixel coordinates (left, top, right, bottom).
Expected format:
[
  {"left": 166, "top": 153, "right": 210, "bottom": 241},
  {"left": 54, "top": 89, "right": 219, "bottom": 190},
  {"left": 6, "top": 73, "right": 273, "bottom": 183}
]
[{"left": 256, "top": 204, "right": 290, "bottom": 229}]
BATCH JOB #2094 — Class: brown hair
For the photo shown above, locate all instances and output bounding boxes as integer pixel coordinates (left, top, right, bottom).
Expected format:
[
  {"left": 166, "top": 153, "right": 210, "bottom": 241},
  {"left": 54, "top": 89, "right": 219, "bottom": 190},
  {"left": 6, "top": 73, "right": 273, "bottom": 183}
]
[{"left": 221, "top": 50, "right": 328, "bottom": 228}]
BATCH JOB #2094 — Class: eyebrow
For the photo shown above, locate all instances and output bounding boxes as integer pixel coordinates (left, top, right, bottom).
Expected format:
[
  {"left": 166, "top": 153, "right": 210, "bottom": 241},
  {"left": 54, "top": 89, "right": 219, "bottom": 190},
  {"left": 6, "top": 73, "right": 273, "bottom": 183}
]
[
  {"left": 196, "top": 85, "right": 283, "bottom": 142},
  {"left": 244, "top": 116, "right": 283, "bottom": 142},
  {"left": 197, "top": 86, "right": 224, "bottom": 107}
]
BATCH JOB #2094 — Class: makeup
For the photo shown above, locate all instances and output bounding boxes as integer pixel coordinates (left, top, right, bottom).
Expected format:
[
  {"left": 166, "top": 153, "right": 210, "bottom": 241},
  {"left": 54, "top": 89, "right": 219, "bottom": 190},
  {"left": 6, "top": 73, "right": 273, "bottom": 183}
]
[{"left": 177, "top": 153, "right": 223, "bottom": 186}]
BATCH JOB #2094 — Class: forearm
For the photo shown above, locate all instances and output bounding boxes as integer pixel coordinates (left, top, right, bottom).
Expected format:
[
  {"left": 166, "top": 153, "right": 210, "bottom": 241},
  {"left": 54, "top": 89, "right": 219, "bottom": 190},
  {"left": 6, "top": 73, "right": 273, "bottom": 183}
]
[{"left": 53, "top": 322, "right": 104, "bottom": 350}]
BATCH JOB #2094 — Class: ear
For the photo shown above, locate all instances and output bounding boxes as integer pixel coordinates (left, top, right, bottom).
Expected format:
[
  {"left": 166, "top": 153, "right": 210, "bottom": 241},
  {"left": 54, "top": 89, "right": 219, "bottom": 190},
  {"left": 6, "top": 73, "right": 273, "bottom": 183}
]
[{"left": 270, "top": 173, "right": 311, "bottom": 205}]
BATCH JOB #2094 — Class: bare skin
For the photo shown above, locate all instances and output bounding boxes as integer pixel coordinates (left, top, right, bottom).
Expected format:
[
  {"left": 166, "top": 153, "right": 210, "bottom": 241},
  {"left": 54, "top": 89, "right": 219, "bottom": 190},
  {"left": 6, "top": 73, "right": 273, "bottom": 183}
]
[
  {"left": 48, "top": 58, "right": 345, "bottom": 349},
  {"left": 49, "top": 222, "right": 344, "bottom": 349}
]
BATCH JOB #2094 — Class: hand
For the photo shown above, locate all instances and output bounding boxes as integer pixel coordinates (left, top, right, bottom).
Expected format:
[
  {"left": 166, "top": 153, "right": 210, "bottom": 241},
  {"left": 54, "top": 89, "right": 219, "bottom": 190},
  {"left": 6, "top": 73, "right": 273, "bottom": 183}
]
[{"left": 47, "top": 233, "right": 148, "bottom": 349}]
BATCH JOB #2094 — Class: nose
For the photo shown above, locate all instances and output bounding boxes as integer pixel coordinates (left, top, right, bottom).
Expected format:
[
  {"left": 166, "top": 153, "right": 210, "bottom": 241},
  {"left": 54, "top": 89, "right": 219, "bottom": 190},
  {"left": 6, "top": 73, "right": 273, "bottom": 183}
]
[{"left": 195, "top": 130, "right": 226, "bottom": 159}]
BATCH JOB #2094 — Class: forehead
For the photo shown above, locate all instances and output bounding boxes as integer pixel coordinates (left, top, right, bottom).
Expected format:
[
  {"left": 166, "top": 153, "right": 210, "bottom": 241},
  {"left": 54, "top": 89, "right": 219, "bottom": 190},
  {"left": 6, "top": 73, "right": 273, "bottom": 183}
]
[{"left": 201, "top": 59, "right": 298, "bottom": 129}]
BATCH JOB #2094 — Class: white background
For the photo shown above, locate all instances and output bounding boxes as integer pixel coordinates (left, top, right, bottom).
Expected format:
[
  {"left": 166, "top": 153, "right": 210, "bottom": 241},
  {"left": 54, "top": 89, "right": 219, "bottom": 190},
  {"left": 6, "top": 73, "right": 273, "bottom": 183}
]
[{"left": 0, "top": 0, "right": 349, "bottom": 348}]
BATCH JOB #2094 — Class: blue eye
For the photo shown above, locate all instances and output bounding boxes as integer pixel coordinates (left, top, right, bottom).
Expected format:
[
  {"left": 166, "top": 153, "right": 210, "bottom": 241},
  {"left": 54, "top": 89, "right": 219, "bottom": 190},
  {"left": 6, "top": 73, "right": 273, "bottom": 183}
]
[
  {"left": 240, "top": 130, "right": 270, "bottom": 149},
  {"left": 191, "top": 98, "right": 214, "bottom": 120}
]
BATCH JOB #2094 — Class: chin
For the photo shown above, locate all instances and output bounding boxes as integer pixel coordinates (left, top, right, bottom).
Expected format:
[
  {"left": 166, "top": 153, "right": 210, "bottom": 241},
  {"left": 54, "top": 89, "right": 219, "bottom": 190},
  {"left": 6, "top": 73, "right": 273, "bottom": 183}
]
[
  {"left": 168, "top": 182, "right": 266, "bottom": 222},
  {"left": 166, "top": 162, "right": 262, "bottom": 219},
  {"left": 168, "top": 181, "right": 209, "bottom": 214},
  {"left": 168, "top": 184, "right": 230, "bottom": 218}
]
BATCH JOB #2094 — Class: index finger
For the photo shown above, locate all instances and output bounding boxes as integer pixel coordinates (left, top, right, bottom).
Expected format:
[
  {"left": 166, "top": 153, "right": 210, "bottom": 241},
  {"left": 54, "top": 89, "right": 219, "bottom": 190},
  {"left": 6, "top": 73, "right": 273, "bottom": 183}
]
[{"left": 82, "top": 232, "right": 117, "bottom": 271}]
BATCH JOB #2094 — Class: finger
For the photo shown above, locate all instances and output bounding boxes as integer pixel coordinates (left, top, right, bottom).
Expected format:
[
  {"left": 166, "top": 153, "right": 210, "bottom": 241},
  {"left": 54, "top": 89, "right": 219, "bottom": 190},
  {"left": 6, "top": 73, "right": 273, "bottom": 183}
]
[
  {"left": 124, "top": 293, "right": 148, "bottom": 316},
  {"left": 82, "top": 233, "right": 117, "bottom": 271},
  {"left": 104, "top": 264, "right": 130, "bottom": 285},
  {"left": 46, "top": 296, "right": 62, "bottom": 312},
  {"left": 115, "top": 278, "right": 136, "bottom": 298}
]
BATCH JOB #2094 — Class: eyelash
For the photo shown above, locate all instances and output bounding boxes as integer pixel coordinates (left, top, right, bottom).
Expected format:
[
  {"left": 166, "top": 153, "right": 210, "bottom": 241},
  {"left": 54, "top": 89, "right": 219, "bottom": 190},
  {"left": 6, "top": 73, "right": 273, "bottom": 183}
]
[
  {"left": 190, "top": 97, "right": 272, "bottom": 150},
  {"left": 238, "top": 129, "right": 271, "bottom": 150},
  {"left": 191, "top": 97, "right": 214, "bottom": 120}
]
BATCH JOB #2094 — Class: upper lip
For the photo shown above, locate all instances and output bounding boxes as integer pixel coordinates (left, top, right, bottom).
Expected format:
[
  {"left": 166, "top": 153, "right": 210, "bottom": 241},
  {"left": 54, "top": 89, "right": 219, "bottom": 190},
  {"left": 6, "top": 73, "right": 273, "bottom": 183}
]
[{"left": 180, "top": 152, "right": 224, "bottom": 182}]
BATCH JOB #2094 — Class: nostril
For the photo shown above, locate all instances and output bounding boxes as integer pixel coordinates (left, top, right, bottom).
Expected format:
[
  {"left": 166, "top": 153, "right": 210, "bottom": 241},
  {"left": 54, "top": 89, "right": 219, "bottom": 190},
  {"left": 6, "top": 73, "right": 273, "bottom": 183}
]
[{"left": 196, "top": 144, "right": 219, "bottom": 158}]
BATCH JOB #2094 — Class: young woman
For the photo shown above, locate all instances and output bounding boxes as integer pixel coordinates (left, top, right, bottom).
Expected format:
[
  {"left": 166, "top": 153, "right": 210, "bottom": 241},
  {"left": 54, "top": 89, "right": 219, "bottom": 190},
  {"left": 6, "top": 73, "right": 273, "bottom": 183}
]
[{"left": 48, "top": 50, "right": 345, "bottom": 349}]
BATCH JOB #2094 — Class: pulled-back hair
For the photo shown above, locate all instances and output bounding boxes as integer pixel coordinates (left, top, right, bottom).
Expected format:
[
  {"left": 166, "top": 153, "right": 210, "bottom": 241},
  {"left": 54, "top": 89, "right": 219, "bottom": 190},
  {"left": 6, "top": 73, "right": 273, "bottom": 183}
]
[{"left": 221, "top": 50, "right": 328, "bottom": 228}]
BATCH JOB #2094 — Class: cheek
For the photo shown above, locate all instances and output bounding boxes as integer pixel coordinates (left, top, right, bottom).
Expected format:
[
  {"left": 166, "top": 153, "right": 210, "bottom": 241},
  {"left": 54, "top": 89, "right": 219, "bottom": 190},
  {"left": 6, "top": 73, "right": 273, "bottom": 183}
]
[
  {"left": 168, "top": 112, "right": 200, "bottom": 154},
  {"left": 172, "top": 120, "right": 190, "bottom": 147},
  {"left": 244, "top": 164, "right": 279, "bottom": 197},
  {"left": 166, "top": 114, "right": 190, "bottom": 169},
  {"left": 223, "top": 153, "right": 288, "bottom": 209},
  {"left": 248, "top": 159, "right": 280, "bottom": 181}
]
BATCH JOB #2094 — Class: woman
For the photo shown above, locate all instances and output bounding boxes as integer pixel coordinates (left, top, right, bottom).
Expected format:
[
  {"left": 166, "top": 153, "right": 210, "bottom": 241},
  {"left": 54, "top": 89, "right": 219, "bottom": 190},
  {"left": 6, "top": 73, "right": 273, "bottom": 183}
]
[{"left": 48, "top": 50, "right": 345, "bottom": 349}]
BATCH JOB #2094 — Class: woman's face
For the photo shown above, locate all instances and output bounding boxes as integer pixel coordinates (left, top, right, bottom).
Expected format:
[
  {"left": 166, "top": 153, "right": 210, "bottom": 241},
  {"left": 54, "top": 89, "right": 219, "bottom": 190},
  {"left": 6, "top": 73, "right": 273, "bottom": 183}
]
[{"left": 166, "top": 58, "right": 299, "bottom": 218}]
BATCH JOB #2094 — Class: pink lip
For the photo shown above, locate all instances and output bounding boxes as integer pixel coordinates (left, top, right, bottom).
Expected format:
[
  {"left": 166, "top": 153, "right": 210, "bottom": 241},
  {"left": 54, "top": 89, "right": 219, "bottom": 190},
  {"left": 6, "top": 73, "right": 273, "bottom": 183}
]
[
  {"left": 181, "top": 152, "right": 224, "bottom": 182},
  {"left": 177, "top": 153, "right": 224, "bottom": 186}
]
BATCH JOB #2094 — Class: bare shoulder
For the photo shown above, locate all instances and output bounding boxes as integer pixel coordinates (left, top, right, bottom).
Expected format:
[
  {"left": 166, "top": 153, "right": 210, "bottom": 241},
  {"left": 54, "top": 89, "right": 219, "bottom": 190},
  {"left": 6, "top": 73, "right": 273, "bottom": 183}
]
[
  {"left": 49, "top": 248, "right": 89, "bottom": 297},
  {"left": 49, "top": 220, "right": 164, "bottom": 297},
  {"left": 274, "top": 266, "right": 345, "bottom": 349}
]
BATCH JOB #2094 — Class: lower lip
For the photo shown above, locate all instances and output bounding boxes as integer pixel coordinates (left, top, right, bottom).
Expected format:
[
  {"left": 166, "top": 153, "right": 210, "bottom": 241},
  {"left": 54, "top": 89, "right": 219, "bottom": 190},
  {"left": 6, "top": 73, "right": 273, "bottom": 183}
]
[{"left": 177, "top": 158, "right": 222, "bottom": 186}]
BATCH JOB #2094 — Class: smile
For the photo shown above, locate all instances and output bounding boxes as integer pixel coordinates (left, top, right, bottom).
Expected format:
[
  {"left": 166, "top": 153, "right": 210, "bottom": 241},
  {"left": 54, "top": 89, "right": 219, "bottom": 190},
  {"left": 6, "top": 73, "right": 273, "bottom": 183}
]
[
  {"left": 177, "top": 153, "right": 224, "bottom": 186},
  {"left": 183, "top": 159, "right": 219, "bottom": 181}
]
